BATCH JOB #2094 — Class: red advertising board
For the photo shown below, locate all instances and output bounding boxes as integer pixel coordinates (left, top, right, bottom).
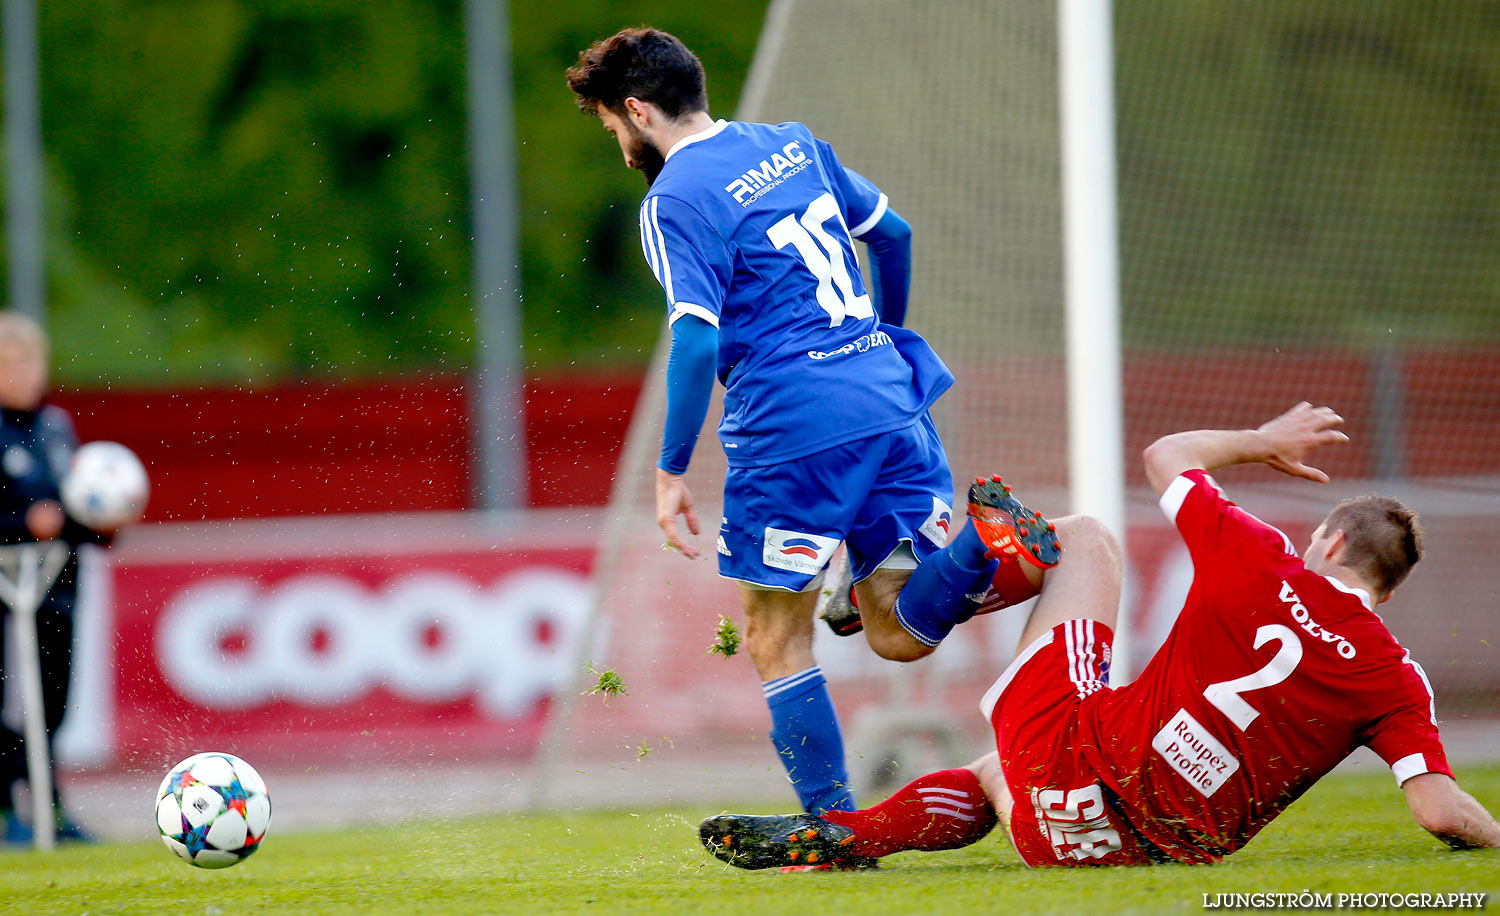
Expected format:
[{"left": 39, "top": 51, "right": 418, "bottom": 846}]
[
  {"left": 83, "top": 486, "right": 1490, "bottom": 775},
  {"left": 106, "top": 516, "right": 594, "bottom": 767}
]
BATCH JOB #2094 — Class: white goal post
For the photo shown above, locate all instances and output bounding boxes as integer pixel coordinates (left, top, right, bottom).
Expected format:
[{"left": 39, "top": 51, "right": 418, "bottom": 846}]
[{"left": 1059, "top": 0, "right": 1129, "bottom": 679}]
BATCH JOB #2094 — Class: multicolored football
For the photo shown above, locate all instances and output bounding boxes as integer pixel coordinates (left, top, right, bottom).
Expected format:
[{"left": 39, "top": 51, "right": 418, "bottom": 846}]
[
  {"left": 154, "top": 752, "right": 271, "bottom": 868},
  {"left": 61, "top": 440, "right": 149, "bottom": 531}
]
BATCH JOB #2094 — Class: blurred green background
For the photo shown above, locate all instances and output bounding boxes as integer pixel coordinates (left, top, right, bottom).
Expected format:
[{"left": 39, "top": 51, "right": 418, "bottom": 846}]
[
  {"left": 5, "top": 0, "right": 767, "bottom": 385},
  {"left": 1117, "top": 1, "right": 1500, "bottom": 349},
  {"left": 2, "top": 0, "right": 1496, "bottom": 387}
]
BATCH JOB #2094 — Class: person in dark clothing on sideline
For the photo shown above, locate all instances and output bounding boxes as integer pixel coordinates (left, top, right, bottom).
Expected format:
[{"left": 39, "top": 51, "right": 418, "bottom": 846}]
[{"left": 0, "top": 312, "right": 112, "bottom": 844}]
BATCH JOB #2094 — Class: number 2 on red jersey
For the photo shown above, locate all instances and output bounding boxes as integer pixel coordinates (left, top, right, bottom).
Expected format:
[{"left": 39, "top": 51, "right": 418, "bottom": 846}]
[{"left": 1203, "top": 624, "right": 1304, "bottom": 731}]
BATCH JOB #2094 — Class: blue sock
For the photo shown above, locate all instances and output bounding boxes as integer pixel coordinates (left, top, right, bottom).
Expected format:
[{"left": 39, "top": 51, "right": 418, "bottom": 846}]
[
  {"left": 944, "top": 516, "right": 991, "bottom": 568},
  {"left": 893, "top": 521, "right": 998, "bottom": 647},
  {"left": 763, "top": 666, "right": 856, "bottom": 814}
]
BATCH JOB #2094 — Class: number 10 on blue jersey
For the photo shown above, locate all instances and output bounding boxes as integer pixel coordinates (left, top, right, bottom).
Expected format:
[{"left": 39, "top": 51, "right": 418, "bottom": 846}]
[{"left": 766, "top": 192, "right": 873, "bottom": 327}]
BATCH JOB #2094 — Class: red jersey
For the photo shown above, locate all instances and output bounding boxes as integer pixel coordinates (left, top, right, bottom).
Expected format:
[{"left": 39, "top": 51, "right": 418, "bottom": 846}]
[{"left": 1078, "top": 470, "right": 1451, "bottom": 863}]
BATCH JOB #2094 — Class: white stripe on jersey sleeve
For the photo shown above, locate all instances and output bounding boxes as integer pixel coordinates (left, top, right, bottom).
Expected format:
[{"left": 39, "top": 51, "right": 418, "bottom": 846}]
[
  {"left": 650, "top": 197, "right": 675, "bottom": 303},
  {"left": 849, "top": 192, "right": 889, "bottom": 238},
  {"left": 1158, "top": 473, "right": 1297, "bottom": 554},
  {"left": 1391, "top": 752, "right": 1431, "bottom": 786},
  {"left": 1159, "top": 475, "right": 1196, "bottom": 524},
  {"left": 639, "top": 200, "right": 661, "bottom": 282},
  {"left": 668, "top": 303, "right": 719, "bottom": 328},
  {"left": 1401, "top": 650, "right": 1440, "bottom": 726},
  {"left": 1237, "top": 506, "right": 1299, "bottom": 556}
]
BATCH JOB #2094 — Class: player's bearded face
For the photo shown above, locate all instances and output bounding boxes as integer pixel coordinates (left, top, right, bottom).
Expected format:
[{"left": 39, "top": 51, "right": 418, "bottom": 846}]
[{"left": 621, "top": 119, "right": 666, "bottom": 186}]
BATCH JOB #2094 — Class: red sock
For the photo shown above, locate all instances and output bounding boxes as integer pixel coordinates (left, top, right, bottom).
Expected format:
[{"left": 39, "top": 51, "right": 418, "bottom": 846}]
[
  {"left": 976, "top": 558, "right": 1043, "bottom": 615},
  {"left": 821, "top": 768, "right": 997, "bottom": 859}
]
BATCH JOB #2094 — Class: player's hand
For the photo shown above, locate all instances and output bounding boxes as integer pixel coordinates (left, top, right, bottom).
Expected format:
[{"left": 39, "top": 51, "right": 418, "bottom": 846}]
[
  {"left": 25, "top": 500, "right": 66, "bottom": 541},
  {"left": 1256, "top": 402, "right": 1349, "bottom": 483},
  {"left": 655, "top": 468, "right": 702, "bottom": 559}
]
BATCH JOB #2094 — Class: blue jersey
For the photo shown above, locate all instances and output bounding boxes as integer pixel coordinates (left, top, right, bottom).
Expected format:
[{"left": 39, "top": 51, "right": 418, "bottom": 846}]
[{"left": 640, "top": 120, "right": 952, "bottom": 467}]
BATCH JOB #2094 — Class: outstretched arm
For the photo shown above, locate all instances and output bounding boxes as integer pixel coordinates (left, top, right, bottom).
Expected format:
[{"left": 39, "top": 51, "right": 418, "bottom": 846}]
[
  {"left": 1403, "top": 773, "right": 1500, "bottom": 850},
  {"left": 655, "top": 313, "right": 717, "bottom": 558},
  {"left": 1143, "top": 402, "right": 1349, "bottom": 496}
]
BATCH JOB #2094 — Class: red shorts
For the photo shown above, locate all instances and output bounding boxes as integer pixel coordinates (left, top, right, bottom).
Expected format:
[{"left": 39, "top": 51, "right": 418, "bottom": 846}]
[{"left": 980, "top": 619, "right": 1158, "bottom": 867}]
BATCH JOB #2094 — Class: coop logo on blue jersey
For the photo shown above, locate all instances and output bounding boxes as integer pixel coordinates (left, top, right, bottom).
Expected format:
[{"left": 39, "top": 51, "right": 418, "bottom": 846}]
[
  {"left": 762, "top": 527, "right": 839, "bottom": 574},
  {"left": 918, "top": 497, "right": 955, "bottom": 547},
  {"left": 724, "top": 142, "right": 809, "bottom": 206}
]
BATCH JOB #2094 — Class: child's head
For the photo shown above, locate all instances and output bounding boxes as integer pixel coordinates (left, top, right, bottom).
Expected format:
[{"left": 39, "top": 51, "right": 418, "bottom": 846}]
[{"left": 0, "top": 312, "right": 49, "bottom": 410}]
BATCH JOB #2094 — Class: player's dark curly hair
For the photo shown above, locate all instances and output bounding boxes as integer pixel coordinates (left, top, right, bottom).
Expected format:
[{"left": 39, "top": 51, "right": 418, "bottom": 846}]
[
  {"left": 1322, "top": 494, "right": 1424, "bottom": 597},
  {"left": 566, "top": 27, "right": 708, "bottom": 120}
]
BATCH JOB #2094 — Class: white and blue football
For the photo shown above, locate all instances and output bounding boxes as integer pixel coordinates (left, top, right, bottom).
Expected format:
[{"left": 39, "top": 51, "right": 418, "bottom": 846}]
[
  {"left": 154, "top": 752, "right": 271, "bottom": 869},
  {"left": 61, "top": 440, "right": 149, "bottom": 531}
]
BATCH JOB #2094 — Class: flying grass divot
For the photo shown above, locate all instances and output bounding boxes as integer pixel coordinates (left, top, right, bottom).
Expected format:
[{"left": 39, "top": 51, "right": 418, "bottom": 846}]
[
  {"left": 582, "top": 662, "right": 628, "bottom": 699},
  {"left": 708, "top": 615, "right": 742, "bottom": 658}
]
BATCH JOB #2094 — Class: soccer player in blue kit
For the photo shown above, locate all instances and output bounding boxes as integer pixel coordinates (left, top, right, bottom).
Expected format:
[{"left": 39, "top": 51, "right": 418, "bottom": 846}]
[{"left": 567, "top": 28, "right": 1062, "bottom": 820}]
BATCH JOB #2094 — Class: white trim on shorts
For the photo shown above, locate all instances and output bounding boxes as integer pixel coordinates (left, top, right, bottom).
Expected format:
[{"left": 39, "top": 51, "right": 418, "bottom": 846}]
[
  {"left": 855, "top": 539, "right": 919, "bottom": 584},
  {"left": 730, "top": 570, "right": 827, "bottom": 593},
  {"left": 877, "top": 541, "right": 920, "bottom": 570},
  {"left": 980, "top": 628, "right": 1055, "bottom": 721}
]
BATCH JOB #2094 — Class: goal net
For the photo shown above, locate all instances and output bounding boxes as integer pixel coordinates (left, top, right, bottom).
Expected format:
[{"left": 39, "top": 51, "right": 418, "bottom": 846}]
[
  {"left": 1113, "top": 1, "right": 1500, "bottom": 714},
  {"left": 537, "top": 0, "right": 1500, "bottom": 804}
]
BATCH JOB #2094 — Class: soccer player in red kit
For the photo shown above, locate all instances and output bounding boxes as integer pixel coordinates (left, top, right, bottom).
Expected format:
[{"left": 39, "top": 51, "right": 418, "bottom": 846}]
[{"left": 701, "top": 403, "right": 1500, "bottom": 869}]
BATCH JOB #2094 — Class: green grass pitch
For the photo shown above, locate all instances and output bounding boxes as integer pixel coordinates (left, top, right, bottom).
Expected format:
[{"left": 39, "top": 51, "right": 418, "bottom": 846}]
[{"left": 4, "top": 766, "right": 1497, "bottom": 915}]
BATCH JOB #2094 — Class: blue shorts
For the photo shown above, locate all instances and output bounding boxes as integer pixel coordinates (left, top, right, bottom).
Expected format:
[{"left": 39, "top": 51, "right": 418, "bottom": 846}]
[{"left": 718, "top": 414, "right": 955, "bottom": 591}]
